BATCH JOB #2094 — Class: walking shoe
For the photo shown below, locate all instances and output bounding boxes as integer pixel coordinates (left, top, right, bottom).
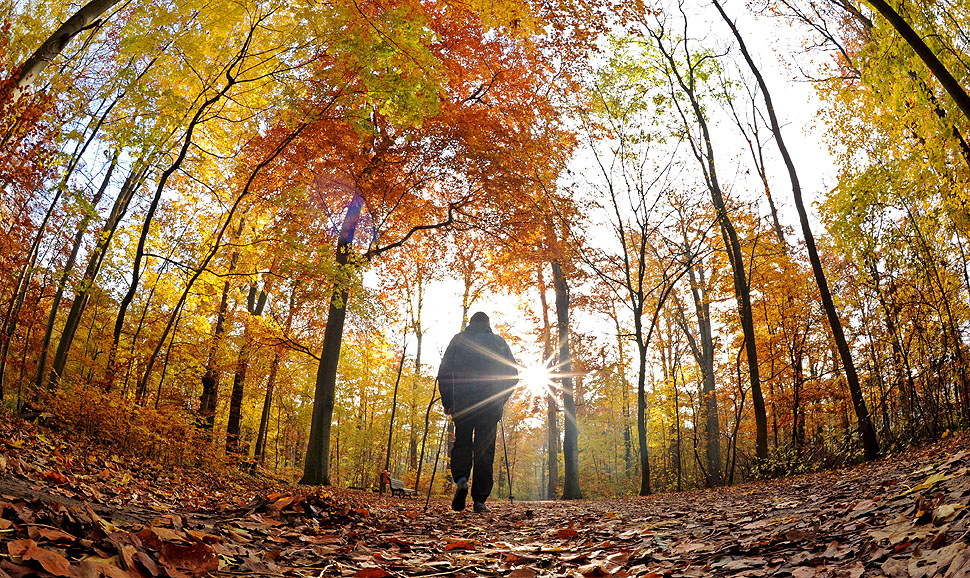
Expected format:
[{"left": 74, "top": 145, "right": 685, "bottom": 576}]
[
  {"left": 473, "top": 501, "right": 489, "bottom": 513},
  {"left": 451, "top": 478, "right": 468, "bottom": 511}
]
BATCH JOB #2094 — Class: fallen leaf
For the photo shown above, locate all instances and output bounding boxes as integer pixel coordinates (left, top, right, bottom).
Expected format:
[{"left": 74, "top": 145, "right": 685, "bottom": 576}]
[
  {"left": 77, "top": 558, "right": 130, "bottom": 578},
  {"left": 932, "top": 503, "right": 965, "bottom": 524},
  {"left": 23, "top": 545, "right": 72, "bottom": 577},
  {"left": 578, "top": 562, "right": 611, "bottom": 576},
  {"left": 354, "top": 568, "right": 390, "bottom": 578},
  {"left": 42, "top": 470, "right": 69, "bottom": 485},
  {"left": 6, "top": 539, "right": 35, "bottom": 557},
  {"left": 444, "top": 539, "right": 476, "bottom": 551},
  {"left": 159, "top": 542, "right": 218, "bottom": 577},
  {"left": 671, "top": 542, "right": 707, "bottom": 554},
  {"left": 136, "top": 551, "right": 161, "bottom": 576},
  {"left": 897, "top": 472, "right": 947, "bottom": 497},
  {"left": 28, "top": 526, "right": 75, "bottom": 543},
  {"left": 557, "top": 525, "right": 580, "bottom": 539}
]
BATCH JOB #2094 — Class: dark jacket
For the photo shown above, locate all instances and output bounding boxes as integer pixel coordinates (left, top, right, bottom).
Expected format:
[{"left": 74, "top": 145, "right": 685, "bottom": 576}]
[{"left": 437, "top": 318, "right": 518, "bottom": 421}]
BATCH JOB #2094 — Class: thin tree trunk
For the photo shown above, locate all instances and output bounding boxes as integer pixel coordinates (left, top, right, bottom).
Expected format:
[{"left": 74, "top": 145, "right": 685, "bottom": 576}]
[
  {"left": 253, "top": 283, "right": 299, "bottom": 472},
  {"left": 48, "top": 161, "right": 146, "bottom": 391},
  {"left": 199, "top": 279, "right": 232, "bottom": 430},
  {"left": 155, "top": 306, "right": 183, "bottom": 409},
  {"left": 409, "top": 274, "right": 425, "bottom": 471},
  {"left": 36, "top": 156, "right": 117, "bottom": 390},
  {"left": 226, "top": 284, "right": 269, "bottom": 456},
  {"left": 382, "top": 344, "right": 407, "bottom": 491},
  {"left": 538, "top": 264, "right": 560, "bottom": 499},
  {"left": 552, "top": 260, "right": 581, "bottom": 499},
  {"left": 714, "top": 0, "right": 879, "bottom": 459},
  {"left": 654, "top": 30, "right": 769, "bottom": 461}
]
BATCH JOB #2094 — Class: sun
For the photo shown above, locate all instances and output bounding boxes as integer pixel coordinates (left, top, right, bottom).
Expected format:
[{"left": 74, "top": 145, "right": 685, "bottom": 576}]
[{"left": 518, "top": 358, "right": 557, "bottom": 398}]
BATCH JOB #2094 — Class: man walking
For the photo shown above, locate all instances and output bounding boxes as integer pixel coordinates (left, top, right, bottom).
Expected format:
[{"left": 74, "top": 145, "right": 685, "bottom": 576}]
[{"left": 437, "top": 312, "right": 518, "bottom": 512}]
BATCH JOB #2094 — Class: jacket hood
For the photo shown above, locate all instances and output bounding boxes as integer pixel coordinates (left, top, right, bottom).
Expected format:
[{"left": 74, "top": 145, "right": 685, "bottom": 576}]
[{"left": 466, "top": 317, "right": 491, "bottom": 333}]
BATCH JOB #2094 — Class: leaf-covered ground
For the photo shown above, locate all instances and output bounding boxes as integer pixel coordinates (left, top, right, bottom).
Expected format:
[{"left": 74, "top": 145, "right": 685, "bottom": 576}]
[{"left": 1, "top": 414, "right": 968, "bottom": 578}]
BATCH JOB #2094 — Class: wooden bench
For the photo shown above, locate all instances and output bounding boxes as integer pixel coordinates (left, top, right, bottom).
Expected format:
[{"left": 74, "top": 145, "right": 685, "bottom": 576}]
[
  {"left": 381, "top": 472, "right": 416, "bottom": 498},
  {"left": 389, "top": 477, "right": 417, "bottom": 498}
]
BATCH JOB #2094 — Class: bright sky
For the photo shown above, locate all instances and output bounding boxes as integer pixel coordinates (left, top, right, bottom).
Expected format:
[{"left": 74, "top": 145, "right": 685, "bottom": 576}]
[{"left": 374, "top": 0, "right": 841, "bottom": 388}]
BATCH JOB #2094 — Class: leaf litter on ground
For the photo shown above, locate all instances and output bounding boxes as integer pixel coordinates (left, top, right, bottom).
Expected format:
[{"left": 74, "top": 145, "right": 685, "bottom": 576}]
[{"left": 0, "top": 414, "right": 968, "bottom": 577}]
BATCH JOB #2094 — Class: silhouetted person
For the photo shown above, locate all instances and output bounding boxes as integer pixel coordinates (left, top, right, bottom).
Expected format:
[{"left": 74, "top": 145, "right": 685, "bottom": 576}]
[{"left": 437, "top": 312, "right": 518, "bottom": 512}]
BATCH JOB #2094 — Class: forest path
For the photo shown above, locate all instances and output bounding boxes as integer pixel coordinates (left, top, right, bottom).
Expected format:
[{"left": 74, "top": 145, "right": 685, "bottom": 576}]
[{"left": 1, "top": 413, "right": 968, "bottom": 578}]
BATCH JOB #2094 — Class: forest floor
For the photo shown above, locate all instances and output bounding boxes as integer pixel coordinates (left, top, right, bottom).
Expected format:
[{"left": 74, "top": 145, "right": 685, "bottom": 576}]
[{"left": 0, "top": 414, "right": 968, "bottom": 578}]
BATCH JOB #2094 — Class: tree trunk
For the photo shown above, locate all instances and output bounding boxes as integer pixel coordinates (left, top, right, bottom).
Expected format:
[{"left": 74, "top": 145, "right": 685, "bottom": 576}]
[
  {"left": 36, "top": 156, "right": 116, "bottom": 390},
  {"left": 252, "top": 349, "right": 281, "bottom": 471},
  {"left": 301, "top": 195, "right": 365, "bottom": 486},
  {"left": 104, "top": 71, "right": 239, "bottom": 391},
  {"left": 538, "top": 265, "right": 560, "bottom": 499},
  {"left": 198, "top": 280, "right": 232, "bottom": 431},
  {"left": 409, "top": 275, "right": 425, "bottom": 471},
  {"left": 714, "top": 0, "right": 880, "bottom": 459},
  {"left": 635, "top": 338, "right": 650, "bottom": 496},
  {"left": 382, "top": 345, "right": 407, "bottom": 492},
  {"left": 654, "top": 31, "right": 769, "bottom": 461},
  {"left": 690, "top": 263, "right": 722, "bottom": 486},
  {"left": 226, "top": 284, "right": 269, "bottom": 456},
  {"left": 8, "top": 0, "right": 122, "bottom": 98},
  {"left": 46, "top": 161, "right": 145, "bottom": 391},
  {"left": 552, "top": 260, "right": 581, "bottom": 499},
  {"left": 862, "top": 0, "right": 970, "bottom": 123}
]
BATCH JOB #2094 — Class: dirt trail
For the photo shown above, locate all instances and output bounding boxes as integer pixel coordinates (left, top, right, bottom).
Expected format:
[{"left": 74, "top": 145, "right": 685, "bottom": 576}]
[{"left": 1, "top": 414, "right": 968, "bottom": 577}]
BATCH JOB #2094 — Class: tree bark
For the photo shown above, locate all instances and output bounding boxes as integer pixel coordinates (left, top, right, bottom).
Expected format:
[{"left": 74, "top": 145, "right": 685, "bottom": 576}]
[
  {"left": 251, "top": 349, "right": 281, "bottom": 471},
  {"left": 226, "top": 283, "right": 269, "bottom": 456},
  {"left": 382, "top": 345, "right": 407, "bottom": 492},
  {"left": 8, "top": 0, "right": 122, "bottom": 98},
  {"left": 677, "top": 259, "right": 721, "bottom": 486},
  {"left": 714, "top": 0, "right": 880, "bottom": 460},
  {"left": 253, "top": 283, "right": 299, "bottom": 472},
  {"left": 198, "top": 279, "right": 232, "bottom": 430},
  {"left": 552, "top": 260, "right": 582, "bottom": 499},
  {"left": 301, "top": 195, "right": 365, "bottom": 486},
  {"left": 538, "top": 264, "right": 560, "bottom": 499}
]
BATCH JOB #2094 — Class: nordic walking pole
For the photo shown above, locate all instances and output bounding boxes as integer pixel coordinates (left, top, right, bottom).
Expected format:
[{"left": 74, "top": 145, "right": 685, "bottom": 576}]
[
  {"left": 500, "top": 415, "right": 513, "bottom": 504},
  {"left": 425, "top": 413, "right": 449, "bottom": 511}
]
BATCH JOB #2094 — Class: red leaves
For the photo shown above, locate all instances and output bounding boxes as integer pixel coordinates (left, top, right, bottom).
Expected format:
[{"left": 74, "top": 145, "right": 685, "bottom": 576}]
[
  {"left": 556, "top": 522, "right": 580, "bottom": 540},
  {"left": 354, "top": 568, "right": 391, "bottom": 578},
  {"left": 41, "top": 470, "right": 69, "bottom": 485},
  {"left": 28, "top": 526, "right": 75, "bottom": 543},
  {"left": 443, "top": 539, "right": 476, "bottom": 551}
]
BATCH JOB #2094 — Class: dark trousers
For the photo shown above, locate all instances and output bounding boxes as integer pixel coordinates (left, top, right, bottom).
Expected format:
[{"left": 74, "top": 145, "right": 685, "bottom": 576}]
[{"left": 451, "top": 415, "right": 498, "bottom": 503}]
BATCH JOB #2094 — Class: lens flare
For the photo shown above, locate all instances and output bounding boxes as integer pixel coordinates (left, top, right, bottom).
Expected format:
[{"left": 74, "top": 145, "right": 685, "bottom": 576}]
[{"left": 518, "top": 358, "right": 557, "bottom": 398}]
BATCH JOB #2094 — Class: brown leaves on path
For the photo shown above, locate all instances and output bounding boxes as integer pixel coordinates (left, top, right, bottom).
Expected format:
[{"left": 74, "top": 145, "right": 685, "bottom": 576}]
[{"left": 1, "top": 411, "right": 969, "bottom": 577}]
